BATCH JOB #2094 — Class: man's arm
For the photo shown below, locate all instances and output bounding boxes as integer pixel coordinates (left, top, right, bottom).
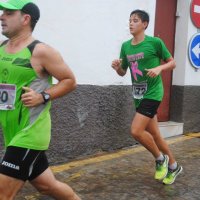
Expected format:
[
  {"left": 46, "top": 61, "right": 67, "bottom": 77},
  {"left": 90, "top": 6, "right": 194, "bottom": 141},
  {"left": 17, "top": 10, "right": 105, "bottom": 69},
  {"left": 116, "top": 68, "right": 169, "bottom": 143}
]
[
  {"left": 111, "top": 59, "right": 127, "bottom": 76},
  {"left": 21, "top": 44, "right": 76, "bottom": 107},
  {"left": 38, "top": 44, "right": 76, "bottom": 99},
  {"left": 145, "top": 57, "right": 176, "bottom": 78}
]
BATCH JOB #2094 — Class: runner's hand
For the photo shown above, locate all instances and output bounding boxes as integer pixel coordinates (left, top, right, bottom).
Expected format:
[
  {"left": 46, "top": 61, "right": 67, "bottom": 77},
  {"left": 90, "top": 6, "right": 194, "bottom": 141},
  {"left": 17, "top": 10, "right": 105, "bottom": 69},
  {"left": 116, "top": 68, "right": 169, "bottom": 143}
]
[
  {"left": 145, "top": 67, "right": 162, "bottom": 78},
  {"left": 21, "top": 87, "right": 44, "bottom": 107},
  {"left": 111, "top": 59, "right": 122, "bottom": 71}
]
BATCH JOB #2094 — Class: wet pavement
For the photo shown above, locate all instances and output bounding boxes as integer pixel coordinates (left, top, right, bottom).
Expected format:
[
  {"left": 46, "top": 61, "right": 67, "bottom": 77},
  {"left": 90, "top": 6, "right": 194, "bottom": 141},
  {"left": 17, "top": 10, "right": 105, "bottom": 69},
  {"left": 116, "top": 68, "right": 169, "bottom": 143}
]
[{"left": 16, "top": 133, "right": 200, "bottom": 200}]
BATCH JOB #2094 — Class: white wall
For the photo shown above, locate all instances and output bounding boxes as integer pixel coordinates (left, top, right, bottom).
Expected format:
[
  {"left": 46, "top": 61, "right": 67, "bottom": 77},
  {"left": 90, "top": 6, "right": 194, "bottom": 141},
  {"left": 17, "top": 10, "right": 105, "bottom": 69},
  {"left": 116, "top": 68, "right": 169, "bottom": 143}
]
[
  {"left": 173, "top": 0, "right": 200, "bottom": 86},
  {"left": 34, "top": 0, "right": 156, "bottom": 85},
  {"left": 0, "top": 0, "right": 156, "bottom": 85}
]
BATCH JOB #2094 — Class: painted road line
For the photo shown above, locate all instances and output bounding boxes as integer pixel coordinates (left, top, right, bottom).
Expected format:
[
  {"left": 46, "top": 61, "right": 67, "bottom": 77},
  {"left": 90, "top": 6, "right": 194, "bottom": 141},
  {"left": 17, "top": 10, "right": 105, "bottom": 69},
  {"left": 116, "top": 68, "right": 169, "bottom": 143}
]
[
  {"left": 185, "top": 132, "right": 200, "bottom": 138},
  {"left": 51, "top": 133, "right": 199, "bottom": 173}
]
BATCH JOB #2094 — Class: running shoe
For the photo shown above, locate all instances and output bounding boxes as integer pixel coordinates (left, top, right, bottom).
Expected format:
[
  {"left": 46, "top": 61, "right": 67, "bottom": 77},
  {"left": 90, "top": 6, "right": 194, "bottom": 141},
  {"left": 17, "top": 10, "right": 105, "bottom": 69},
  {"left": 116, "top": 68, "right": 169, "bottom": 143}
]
[
  {"left": 163, "top": 164, "right": 183, "bottom": 185},
  {"left": 154, "top": 155, "right": 169, "bottom": 180}
]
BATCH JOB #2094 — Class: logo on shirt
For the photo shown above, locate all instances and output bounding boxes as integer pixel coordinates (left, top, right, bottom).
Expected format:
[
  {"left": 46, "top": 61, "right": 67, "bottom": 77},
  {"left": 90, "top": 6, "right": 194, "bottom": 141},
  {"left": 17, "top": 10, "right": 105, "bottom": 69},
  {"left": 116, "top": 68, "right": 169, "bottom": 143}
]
[
  {"left": 127, "top": 53, "right": 144, "bottom": 81},
  {"left": 1, "top": 57, "right": 13, "bottom": 62},
  {"left": 127, "top": 53, "right": 144, "bottom": 62},
  {"left": 131, "top": 62, "right": 143, "bottom": 81},
  {"left": 12, "top": 58, "right": 32, "bottom": 68},
  {"left": 1, "top": 68, "right": 9, "bottom": 83}
]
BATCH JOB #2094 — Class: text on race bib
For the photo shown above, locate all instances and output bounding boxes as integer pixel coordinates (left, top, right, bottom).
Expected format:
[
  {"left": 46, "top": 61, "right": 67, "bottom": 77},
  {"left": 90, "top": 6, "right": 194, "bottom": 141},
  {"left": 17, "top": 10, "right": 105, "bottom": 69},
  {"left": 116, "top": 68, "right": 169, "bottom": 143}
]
[
  {"left": 132, "top": 82, "right": 147, "bottom": 99},
  {"left": 0, "top": 84, "right": 16, "bottom": 110}
]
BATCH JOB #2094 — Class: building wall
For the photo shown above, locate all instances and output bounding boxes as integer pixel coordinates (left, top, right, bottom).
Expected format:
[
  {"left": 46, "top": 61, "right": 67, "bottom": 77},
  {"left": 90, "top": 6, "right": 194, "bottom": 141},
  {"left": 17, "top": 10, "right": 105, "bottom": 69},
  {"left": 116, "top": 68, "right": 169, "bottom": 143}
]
[
  {"left": 171, "top": 0, "right": 200, "bottom": 132},
  {"left": 35, "top": 0, "right": 156, "bottom": 85},
  {"left": 49, "top": 85, "right": 135, "bottom": 164}
]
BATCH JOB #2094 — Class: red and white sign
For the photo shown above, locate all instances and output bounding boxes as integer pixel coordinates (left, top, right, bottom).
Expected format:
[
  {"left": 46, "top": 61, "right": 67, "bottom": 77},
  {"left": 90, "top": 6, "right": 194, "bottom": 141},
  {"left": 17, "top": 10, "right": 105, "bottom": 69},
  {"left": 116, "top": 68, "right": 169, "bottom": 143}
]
[{"left": 191, "top": 0, "right": 200, "bottom": 28}]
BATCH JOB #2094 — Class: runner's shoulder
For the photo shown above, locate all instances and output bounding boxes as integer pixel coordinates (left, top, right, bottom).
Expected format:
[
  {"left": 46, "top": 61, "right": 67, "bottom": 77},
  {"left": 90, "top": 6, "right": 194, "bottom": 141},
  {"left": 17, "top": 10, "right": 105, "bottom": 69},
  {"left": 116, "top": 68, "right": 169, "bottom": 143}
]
[
  {"left": 145, "top": 35, "right": 164, "bottom": 44},
  {"left": 121, "top": 38, "right": 132, "bottom": 48},
  {"left": 33, "top": 42, "right": 60, "bottom": 58}
]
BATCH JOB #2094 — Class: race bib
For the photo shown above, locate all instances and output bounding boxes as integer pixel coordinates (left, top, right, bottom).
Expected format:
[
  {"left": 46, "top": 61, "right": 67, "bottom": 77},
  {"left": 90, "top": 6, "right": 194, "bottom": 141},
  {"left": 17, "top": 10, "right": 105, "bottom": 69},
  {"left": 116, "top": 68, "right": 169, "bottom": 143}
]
[
  {"left": 0, "top": 84, "right": 16, "bottom": 110},
  {"left": 132, "top": 82, "right": 147, "bottom": 99}
]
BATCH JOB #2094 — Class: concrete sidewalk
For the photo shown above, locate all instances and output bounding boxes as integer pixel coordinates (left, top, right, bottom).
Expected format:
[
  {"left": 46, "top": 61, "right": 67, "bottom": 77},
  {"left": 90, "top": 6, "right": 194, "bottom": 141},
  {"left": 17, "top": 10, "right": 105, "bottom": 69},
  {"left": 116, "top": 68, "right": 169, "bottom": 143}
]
[{"left": 16, "top": 133, "right": 200, "bottom": 200}]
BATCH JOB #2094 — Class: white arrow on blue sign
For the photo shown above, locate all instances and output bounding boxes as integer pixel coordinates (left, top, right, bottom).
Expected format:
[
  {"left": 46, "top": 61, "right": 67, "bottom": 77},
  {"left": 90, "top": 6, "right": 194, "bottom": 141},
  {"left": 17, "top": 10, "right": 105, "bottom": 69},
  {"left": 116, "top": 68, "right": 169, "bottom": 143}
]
[{"left": 189, "top": 33, "right": 200, "bottom": 69}]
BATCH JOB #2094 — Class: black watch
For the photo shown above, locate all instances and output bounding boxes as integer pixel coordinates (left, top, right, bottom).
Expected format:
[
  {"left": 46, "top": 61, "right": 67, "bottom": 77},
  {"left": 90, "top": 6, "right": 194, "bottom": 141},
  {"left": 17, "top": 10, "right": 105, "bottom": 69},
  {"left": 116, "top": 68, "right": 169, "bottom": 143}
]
[{"left": 41, "top": 91, "right": 50, "bottom": 104}]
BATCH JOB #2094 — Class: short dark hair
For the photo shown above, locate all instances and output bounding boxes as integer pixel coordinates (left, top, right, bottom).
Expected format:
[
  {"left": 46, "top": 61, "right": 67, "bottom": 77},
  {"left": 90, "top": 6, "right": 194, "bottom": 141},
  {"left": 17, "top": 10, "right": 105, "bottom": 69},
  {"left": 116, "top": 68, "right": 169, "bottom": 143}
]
[
  {"left": 130, "top": 9, "right": 149, "bottom": 29},
  {"left": 21, "top": 3, "right": 40, "bottom": 31}
]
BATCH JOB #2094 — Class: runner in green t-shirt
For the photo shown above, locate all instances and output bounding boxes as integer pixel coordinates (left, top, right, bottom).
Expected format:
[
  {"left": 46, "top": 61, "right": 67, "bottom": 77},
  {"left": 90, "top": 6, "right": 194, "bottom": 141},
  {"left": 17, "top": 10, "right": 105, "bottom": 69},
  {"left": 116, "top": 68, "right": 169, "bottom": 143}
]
[
  {"left": 0, "top": 0, "right": 80, "bottom": 199},
  {"left": 112, "top": 9, "right": 182, "bottom": 185}
]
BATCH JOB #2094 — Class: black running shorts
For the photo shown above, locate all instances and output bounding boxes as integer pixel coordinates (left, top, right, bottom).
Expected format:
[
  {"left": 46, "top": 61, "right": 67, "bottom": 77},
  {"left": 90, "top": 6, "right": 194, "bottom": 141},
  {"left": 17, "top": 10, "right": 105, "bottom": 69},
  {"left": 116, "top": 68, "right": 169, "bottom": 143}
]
[
  {"left": 0, "top": 146, "right": 49, "bottom": 181},
  {"left": 136, "top": 98, "right": 161, "bottom": 118}
]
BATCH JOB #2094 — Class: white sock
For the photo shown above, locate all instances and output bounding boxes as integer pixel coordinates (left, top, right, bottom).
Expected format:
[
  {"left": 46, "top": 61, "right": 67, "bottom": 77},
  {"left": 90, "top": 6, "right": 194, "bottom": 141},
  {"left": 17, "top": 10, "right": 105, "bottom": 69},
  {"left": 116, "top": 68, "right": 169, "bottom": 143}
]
[
  {"left": 169, "top": 162, "right": 177, "bottom": 170},
  {"left": 156, "top": 153, "right": 164, "bottom": 161}
]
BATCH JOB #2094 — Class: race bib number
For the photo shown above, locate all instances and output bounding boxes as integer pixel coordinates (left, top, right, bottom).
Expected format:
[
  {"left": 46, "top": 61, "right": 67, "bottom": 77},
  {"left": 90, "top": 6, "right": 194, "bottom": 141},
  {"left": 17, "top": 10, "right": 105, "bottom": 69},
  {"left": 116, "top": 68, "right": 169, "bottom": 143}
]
[
  {"left": 0, "top": 84, "right": 16, "bottom": 110},
  {"left": 132, "top": 82, "right": 147, "bottom": 99}
]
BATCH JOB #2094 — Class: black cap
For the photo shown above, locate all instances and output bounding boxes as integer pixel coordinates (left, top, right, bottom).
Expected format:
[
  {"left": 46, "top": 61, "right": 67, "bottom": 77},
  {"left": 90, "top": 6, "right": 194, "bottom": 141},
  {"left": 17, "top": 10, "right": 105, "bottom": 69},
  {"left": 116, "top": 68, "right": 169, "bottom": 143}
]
[{"left": 21, "top": 2, "right": 40, "bottom": 23}]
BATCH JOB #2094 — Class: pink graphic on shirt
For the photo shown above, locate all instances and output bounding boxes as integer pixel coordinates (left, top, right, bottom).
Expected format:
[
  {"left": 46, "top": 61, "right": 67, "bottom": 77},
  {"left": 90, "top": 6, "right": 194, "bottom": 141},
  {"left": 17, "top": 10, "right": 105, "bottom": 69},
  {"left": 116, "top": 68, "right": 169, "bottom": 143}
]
[{"left": 131, "top": 62, "right": 143, "bottom": 81}]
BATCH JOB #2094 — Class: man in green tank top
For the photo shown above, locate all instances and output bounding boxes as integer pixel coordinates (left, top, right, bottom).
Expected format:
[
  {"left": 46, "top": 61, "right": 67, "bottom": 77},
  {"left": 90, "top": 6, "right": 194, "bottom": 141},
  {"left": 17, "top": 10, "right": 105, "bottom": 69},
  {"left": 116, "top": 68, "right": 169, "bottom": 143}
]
[
  {"left": 112, "top": 10, "right": 182, "bottom": 185},
  {"left": 0, "top": 0, "right": 80, "bottom": 199}
]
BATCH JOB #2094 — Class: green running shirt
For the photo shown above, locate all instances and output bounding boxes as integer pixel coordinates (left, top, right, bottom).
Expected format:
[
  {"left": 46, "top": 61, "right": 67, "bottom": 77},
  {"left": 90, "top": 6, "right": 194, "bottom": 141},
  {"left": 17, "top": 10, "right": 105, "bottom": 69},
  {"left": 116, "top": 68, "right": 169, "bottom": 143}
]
[
  {"left": 0, "top": 40, "right": 52, "bottom": 150},
  {"left": 120, "top": 35, "right": 171, "bottom": 108}
]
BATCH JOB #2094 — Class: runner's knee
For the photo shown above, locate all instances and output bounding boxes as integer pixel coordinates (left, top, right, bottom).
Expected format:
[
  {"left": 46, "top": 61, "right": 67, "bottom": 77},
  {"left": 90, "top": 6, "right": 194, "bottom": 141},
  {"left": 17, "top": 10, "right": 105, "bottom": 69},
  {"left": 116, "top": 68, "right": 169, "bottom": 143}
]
[
  {"left": 35, "top": 181, "right": 57, "bottom": 195},
  {"left": 131, "top": 127, "right": 141, "bottom": 140},
  {"left": 35, "top": 180, "right": 73, "bottom": 197}
]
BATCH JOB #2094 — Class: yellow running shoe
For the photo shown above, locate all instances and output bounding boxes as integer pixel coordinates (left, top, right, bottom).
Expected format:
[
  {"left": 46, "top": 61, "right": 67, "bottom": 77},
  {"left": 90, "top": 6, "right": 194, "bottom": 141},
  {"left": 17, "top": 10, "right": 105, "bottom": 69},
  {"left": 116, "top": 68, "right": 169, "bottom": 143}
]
[
  {"left": 163, "top": 165, "right": 183, "bottom": 185},
  {"left": 154, "top": 155, "right": 169, "bottom": 180}
]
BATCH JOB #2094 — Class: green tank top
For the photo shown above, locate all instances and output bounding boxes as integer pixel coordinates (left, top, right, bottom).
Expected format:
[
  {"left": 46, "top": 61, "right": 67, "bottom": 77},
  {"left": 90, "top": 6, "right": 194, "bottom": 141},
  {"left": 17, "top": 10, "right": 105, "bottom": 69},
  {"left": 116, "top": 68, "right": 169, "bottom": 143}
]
[{"left": 0, "top": 40, "right": 52, "bottom": 150}]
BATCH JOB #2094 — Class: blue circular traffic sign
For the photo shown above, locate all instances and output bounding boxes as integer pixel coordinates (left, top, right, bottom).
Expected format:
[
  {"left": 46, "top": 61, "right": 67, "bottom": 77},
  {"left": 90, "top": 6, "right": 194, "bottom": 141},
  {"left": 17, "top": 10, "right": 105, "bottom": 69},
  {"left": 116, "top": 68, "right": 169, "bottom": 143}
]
[{"left": 189, "top": 33, "right": 200, "bottom": 69}]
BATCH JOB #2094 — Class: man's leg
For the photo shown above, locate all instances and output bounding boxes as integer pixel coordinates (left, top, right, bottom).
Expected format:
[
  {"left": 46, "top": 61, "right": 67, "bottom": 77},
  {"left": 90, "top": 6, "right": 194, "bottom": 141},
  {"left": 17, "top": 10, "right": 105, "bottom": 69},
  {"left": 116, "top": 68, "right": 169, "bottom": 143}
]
[
  {"left": 131, "top": 112, "right": 170, "bottom": 180},
  {"left": 131, "top": 112, "right": 161, "bottom": 158},
  {"left": 30, "top": 167, "right": 81, "bottom": 200},
  {"left": 0, "top": 174, "right": 24, "bottom": 200},
  {"left": 146, "top": 115, "right": 183, "bottom": 184},
  {"left": 0, "top": 146, "right": 36, "bottom": 200},
  {"left": 146, "top": 115, "right": 175, "bottom": 165}
]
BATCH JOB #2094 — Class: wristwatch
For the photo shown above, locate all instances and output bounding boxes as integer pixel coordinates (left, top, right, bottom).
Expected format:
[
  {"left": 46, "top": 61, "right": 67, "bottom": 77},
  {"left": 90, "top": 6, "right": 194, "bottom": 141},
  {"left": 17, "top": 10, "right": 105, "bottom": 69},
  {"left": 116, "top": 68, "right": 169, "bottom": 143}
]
[{"left": 41, "top": 91, "right": 50, "bottom": 104}]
